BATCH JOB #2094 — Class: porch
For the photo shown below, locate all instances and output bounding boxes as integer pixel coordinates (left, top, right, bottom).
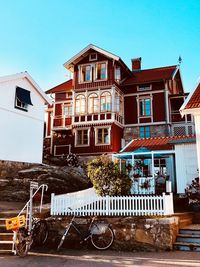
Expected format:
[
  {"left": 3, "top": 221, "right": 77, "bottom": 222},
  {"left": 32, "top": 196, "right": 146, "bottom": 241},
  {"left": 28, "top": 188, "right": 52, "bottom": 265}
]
[{"left": 112, "top": 149, "right": 175, "bottom": 195}]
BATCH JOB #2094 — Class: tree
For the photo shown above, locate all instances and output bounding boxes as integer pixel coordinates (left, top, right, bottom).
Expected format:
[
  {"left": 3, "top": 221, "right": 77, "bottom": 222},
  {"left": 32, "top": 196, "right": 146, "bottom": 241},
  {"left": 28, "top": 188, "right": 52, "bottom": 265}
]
[{"left": 87, "top": 155, "right": 132, "bottom": 196}]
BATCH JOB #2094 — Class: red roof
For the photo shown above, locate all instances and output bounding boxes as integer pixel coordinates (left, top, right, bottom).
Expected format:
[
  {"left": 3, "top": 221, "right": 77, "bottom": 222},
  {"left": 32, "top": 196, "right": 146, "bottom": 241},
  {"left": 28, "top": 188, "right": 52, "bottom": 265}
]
[
  {"left": 46, "top": 79, "right": 73, "bottom": 94},
  {"left": 184, "top": 83, "right": 200, "bottom": 109},
  {"left": 123, "top": 135, "right": 195, "bottom": 152},
  {"left": 122, "top": 65, "right": 177, "bottom": 85}
]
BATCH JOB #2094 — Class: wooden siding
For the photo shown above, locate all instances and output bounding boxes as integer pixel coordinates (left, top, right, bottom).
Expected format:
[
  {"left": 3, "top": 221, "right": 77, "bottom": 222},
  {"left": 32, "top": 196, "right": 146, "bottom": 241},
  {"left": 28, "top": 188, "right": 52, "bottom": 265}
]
[
  {"left": 153, "top": 92, "right": 166, "bottom": 122},
  {"left": 124, "top": 96, "right": 137, "bottom": 124},
  {"left": 72, "top": 123, "right": 122, "bottom": 155}
]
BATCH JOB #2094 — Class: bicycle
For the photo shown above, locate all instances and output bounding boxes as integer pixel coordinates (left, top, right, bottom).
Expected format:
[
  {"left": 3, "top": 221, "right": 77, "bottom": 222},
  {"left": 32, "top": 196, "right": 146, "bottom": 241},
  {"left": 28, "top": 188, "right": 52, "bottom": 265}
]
[
  {"left": 6, "top": 215, "right": 48, "bottom": 257},
  {"left": 57, "top": 212, "right": 114, "bottom": 251}
]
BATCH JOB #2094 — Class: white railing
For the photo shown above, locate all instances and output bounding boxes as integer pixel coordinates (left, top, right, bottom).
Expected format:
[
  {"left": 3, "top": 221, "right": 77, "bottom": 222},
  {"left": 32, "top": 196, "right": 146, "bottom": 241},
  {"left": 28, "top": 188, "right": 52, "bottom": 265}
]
[
  {"left": 51, "top": 191, "right": 174, "bottom": 217},
  {"left": 131, "top": 177, "right": 155, "bottom": 194},
  {"left": 54, "top": 144, "right": 71, "bottom": 156}
]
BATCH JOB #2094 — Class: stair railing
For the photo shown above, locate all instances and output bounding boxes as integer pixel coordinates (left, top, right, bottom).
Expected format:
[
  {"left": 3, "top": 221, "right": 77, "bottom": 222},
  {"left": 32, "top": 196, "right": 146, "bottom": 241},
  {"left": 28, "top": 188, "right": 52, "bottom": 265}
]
[{"left": 12, "top": 183, "right": 48, "bottom": 254}]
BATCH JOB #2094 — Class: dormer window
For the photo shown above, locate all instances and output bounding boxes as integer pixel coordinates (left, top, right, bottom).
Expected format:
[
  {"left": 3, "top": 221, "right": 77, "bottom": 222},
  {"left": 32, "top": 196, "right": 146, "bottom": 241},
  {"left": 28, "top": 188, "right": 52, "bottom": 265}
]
[
  {"left": 89, "top": 53, "right": 97, "bottom": 61},
  {"left": 15, "top": 86, "right": 33, "bottom": 111}
]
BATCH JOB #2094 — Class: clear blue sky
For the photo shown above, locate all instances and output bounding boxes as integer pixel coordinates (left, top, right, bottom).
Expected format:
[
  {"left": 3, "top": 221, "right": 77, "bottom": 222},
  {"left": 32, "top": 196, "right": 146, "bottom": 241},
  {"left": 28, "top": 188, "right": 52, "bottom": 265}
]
[{"left": 0, "top": 0, "right": 199, "bottom": 92}]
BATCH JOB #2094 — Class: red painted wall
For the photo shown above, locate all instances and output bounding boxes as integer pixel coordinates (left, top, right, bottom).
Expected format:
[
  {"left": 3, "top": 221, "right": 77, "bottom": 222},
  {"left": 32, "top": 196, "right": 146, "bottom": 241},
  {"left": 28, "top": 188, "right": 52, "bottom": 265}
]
[
  {"left": 124, "top": 96, "right": 137, "bottom": 124},
  {"left": 72, "top": 123, "right": 123, "bottom": 155},
  {"left": 153, "top": 92, "right": 166, "bottom": 122}
]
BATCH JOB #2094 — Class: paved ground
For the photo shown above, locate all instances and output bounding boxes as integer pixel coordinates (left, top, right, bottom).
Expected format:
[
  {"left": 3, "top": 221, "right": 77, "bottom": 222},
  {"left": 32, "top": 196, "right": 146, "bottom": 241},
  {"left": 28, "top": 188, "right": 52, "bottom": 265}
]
[{"left": 1, "top": 250, "right": 200, "bottom": 267}]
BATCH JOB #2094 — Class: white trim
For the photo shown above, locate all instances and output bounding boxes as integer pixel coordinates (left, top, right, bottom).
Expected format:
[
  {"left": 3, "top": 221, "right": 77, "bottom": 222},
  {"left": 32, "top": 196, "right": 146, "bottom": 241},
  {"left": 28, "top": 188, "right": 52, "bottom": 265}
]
[
  {"left": 94, "top": 61, "right": 108, "bottom": 82},
  {"left": 89, "top": 53, "right": 97, "bottom": 61},
  {"left": 180, "top": 80, "right": 200, "bottom": 114},
  {"left": 124, "top": 121, "right": 168, "bottom": 127},
  {"left": 172, "top": 65, "right": 179, "bottom": 80},
  {"left": 74, "top": 127, "right": 90, "bottom": 147},
  {"left": 63, "top": 44, "right": 120, "bottom": 71},
  {"left": 124, "top": 89, "right": 165, "bottom": 97},
  {"left": 113, "top": 150, "right": 175, "bottom": 158},
  {"left": 120, "top": 139, "right": 134, "bottom": 152},
  {"left": 0, "top": 72, "right": 52, "bottom": 105},
  {"left": 137, "top": 84, "right": 152, "bottom": 92},
  {"left": 94, "top": 126, "right": 111, "bottom": 146}
]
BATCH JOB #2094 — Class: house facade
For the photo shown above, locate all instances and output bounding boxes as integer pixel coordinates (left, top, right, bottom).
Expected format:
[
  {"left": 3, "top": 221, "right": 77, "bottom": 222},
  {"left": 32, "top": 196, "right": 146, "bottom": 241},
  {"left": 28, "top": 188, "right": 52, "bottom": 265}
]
[
  {"left": 180, "top": 81, "right": 200, "bottom": 181},
  {"left": 45, "top": 44, "right": 194, "bottom": 157},
  {"left": 0, "top": 72, "right": 51, "bottom": 163}
]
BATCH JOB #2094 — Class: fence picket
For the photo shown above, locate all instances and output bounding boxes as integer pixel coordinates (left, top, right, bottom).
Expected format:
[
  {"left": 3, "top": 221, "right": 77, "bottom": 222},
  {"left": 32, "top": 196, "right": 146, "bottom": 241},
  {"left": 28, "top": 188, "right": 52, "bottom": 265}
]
[{"left": 50, "top": 192, "right": 173, "bottom": 217}]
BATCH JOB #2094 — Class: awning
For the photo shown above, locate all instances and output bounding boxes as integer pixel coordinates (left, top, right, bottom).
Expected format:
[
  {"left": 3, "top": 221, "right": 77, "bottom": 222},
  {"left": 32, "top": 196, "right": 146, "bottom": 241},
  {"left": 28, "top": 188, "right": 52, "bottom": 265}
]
[{"left": 16, "top": 87, "right": 33, "bottom": 105}]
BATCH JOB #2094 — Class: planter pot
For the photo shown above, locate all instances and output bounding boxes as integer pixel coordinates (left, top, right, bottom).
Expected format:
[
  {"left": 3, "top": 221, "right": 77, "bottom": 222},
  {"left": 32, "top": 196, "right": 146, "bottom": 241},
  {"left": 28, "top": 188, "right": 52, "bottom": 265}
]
[{"left": 189, "top": 203, "right": 200, "bottom": 212}]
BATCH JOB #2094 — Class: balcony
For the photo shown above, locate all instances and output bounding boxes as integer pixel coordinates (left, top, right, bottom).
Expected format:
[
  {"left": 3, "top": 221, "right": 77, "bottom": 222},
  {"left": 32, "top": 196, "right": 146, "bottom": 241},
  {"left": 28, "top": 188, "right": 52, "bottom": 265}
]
[
  {"left": 73, "top": 112, "right": 124, "bottom": 125},
  {"left": 53, "top": 115, "right": 72, "bottom": 130}
]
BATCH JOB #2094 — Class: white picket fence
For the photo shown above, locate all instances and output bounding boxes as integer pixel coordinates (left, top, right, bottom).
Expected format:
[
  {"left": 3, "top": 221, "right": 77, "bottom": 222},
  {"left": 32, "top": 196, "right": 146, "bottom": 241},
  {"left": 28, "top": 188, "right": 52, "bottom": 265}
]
[{"left": 51, "top": 189, "right": 174, "bottom": 216}]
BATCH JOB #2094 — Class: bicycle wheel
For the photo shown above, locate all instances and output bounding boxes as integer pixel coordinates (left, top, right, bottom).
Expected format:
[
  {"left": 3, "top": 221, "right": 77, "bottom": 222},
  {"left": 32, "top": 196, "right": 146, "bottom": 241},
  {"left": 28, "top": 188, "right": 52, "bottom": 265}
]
[
  {"left": 32, "top": 220, "right": 48, "bottom": 246},
  {"left": 91, "top": 225, "right": 114, "bottom": 250},
  {"left": 15, "top": 229, "right": 29, "bottom": 257}
]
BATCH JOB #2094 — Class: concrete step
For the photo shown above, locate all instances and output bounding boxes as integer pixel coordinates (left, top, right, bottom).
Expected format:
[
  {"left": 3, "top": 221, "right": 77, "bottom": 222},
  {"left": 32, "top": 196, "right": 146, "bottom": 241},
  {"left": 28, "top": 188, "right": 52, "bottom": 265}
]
[
  {"left": 176, "top": 234, "right": 200, "bottom": 244},
  {"left": 0, "top": 233, "right": 13, "bottom": 241},
  {"left": 0, "top": 241, "right": 13, "bottom": 250},
  {"left": 174, "top": 241, "right": 200, "bottom": 251}
]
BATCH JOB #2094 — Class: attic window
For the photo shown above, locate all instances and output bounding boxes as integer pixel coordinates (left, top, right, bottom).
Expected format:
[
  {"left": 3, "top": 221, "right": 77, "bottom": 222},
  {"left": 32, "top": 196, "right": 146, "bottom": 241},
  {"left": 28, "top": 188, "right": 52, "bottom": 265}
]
[
  {"left": 89, "top": 53, "right": 97, "bottom": 61},
  {"left": 15, "top": 87, "right": 33, "bottom": 111},
  {"left": 138, "top": 84, "right": 151, "bottom": 91}
]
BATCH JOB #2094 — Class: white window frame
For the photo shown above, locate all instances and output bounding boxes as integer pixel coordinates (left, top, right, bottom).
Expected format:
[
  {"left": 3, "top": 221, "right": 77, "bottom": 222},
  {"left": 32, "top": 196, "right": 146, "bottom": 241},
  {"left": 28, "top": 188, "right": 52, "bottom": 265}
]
[
  {"left": 75, "top": 94, "right": 86, "bottom": 115},
  {"left": 139, "top": 97, "right": 152, "bottom": 117},
  {"left": 79, "top": 64, "right": 92, "bottom": 83},
  {"left": 63, "top": 104, "right": 72, "bottom": 117},
  {"left": 89, "top": 53, "right": 97, "bottom": 61},
  {"left": 88, "top": 93, "right": 99, "bottom": 114},
  {"left": 15, "top": 98, "right": 28, "bottom": 111},
  {"left": 75, "top": 128, "right": 90, "bottom": 147},
  {"left": 94, "top": 61, "right": 108, "bottom": 81},
  {"left": 100, "top": 91, "right": 111, "bottom": 112},
  {"left": 137, "top": 84, "right": 152, "bottom": 91},
  {"left": 95, "top": 126, "right": 111, "bottom": 146},
  {"left": 115, "top": 66, "right": 121, "bottom": 82}
]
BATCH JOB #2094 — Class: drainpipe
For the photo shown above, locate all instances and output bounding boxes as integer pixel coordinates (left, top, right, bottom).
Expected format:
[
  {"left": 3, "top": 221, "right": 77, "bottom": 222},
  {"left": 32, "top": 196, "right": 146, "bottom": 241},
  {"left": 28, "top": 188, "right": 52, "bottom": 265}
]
[{"left": 164, "top": 81, "right": 170, "bottom": 135}]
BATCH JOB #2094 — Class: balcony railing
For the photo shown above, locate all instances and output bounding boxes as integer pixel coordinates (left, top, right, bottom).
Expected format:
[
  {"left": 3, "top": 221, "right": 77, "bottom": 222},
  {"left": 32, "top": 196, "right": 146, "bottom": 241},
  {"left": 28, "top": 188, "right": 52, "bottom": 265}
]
[{"left": 53, "top": 116, "right": 72, "bottom": 129}]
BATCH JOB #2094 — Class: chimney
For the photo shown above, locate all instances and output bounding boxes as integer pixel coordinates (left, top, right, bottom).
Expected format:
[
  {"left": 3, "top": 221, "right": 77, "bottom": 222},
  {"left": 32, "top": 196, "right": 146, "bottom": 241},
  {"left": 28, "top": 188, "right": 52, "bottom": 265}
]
[{"left": 131, "top": 57, "right": 141, "bottom": 71}]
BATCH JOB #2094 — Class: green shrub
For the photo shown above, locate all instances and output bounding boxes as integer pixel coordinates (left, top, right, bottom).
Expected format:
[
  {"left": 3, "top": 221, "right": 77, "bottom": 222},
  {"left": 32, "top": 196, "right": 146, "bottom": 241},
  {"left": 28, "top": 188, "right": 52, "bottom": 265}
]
[{"left": 87, "top": 155, "right": 132, "bottom": 196}]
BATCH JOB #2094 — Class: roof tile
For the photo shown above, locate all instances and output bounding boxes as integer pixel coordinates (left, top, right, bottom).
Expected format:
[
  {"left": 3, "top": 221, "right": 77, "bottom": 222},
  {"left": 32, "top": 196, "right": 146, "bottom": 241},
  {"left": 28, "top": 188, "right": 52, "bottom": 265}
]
[
  {"left": 123, "top": 135, "right": 196, "bottom": 152},
  {"left": 185, "top": 83, "right": 200, "bottom": 109}
]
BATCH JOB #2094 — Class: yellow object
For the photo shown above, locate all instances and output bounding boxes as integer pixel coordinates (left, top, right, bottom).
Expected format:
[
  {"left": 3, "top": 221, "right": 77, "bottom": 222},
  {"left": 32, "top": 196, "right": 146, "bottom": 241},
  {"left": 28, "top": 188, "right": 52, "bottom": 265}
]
[{"left": 5, "top": 215, "right": 26, "bottom": 230}]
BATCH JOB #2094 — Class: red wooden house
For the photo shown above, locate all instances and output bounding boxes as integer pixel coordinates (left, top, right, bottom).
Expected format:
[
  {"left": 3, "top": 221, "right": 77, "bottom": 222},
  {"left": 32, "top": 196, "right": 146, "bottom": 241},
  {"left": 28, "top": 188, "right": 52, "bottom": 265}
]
[{"left": 45, "top": 44, "right": 194, "bottom": 157}]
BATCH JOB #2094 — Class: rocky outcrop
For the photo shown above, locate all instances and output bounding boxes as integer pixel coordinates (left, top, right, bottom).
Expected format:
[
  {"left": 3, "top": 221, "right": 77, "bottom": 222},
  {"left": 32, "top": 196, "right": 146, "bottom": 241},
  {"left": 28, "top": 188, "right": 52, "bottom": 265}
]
[{"left": 0, "top": 164, "right": 90, "bottom": 202}]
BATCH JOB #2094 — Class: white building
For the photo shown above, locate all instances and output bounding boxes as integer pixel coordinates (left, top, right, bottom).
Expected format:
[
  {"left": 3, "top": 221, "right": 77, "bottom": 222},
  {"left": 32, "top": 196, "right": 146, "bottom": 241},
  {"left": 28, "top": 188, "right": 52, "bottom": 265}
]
[
  {"left": 180, "top": 81, "right": 200, "bottom": 181},
  {"left": 0, "top": 72, "right": 51, "bottom": 163}
]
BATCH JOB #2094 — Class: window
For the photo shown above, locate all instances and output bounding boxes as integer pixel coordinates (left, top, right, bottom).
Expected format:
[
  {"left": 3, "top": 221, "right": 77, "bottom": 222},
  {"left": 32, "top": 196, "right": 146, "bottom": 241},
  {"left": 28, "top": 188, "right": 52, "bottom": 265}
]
[
  {"left": 89, "top": 53, "right": 97, "bottom": 61},
  {"left": 95, "top": 62, "right": 107, "bottom": 80},
  {"left": 15, "top": 86, "right": 33, "bottom": 111},
  {"left": 88, "top": 93, "right": 98, "bottom": 114},
  {"left": 138, "top": 84, "right": 151, "bottom": 91},
  {"left": 115, "top": 94, "right": 122, "bottom": 114},
  {"left": 115, "top": 66, "right": 121, "bottom": 81},
  {"left": 75, "top": 95, "right": 86, "bottom": 115},
  {"left": 139, "top": 126, "right": 151, "bottom": 138},
  {"left": 80, "top": 65, "right": 92, "bottom": 82},
  {"left": 96, "top": 128, "right": 110, "bottom": 145},
  {"left": 139, "top": 98, "right": 151, "bottom": 116},
  {"left": 76, "top": 129, "right": 89, "bottom": 146},
  {"left": 67, "top": 92, "right": 72, "bottom": 98},
  {"left": 64, "top": 105, "right": 72, "bottom": 117},
  {"left": 101, "top": 92, "right": 111, "bottom": 112}
]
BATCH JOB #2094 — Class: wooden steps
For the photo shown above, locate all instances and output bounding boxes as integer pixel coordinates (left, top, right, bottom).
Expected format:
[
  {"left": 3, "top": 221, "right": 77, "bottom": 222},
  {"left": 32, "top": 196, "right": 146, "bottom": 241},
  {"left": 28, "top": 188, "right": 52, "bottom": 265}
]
[{"left": 174, "top": 225, "right": 200, "bottom": 251}]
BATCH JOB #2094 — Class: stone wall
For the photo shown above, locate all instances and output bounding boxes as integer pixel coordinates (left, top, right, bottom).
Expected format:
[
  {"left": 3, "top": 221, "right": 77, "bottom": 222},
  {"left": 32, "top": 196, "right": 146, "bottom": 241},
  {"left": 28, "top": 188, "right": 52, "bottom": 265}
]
[
  {"left": 124, "top": 125, "right": 170, "bottom": 144},
  {"left": 46, "top": 216, "right": 179, "bottom": 252},
  {"left": 0, "top": 160, "right": 35, "bottom": 178}
]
